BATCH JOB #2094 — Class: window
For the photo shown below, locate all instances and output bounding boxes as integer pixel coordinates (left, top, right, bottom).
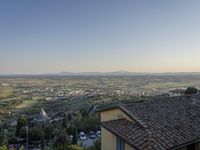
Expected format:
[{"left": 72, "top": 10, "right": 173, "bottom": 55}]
[
  {"left": 117, "top": 136, "right": 125, "bottom": 150},
  {"left": 187, "top": 143, "right": 196, "bottom": 150}
]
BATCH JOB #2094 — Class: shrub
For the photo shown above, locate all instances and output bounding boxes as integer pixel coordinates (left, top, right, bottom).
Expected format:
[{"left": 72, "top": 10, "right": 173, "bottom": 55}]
[
  {"left": 44, "top": 124, "right": 54, "bottom": 141},
  {"left": 28, "top": 126, "right": 44, "bottom": 141},
  {"left": 8, "top": 137, "right": 18, "bottom": 144},
  {"left": 185, "top": 87, "right": 198, "bottom": 95},
  {"left": 67, "top": 145, "right": 84, "bottom": 150},
  {"left": 0, "top": 145, "right": 7, "bottom": 150},
  {"left": 15, "top": 116, "right": 27, "bottom": 137}
]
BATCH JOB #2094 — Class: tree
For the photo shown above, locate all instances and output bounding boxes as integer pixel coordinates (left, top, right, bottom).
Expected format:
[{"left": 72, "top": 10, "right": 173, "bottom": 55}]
[
  {"left": 0, "top": 121, "right": 7, "bottom": 146},
  {"left": 185, "top": 87, "right": 198, "bottom": 95},
  {"left": 54, "top": 130, "right": 68, "bottom": 148},
  {"left": 0, "top": 130, "right": 5, "bottom": 146},
  {"left": 40, "top": 136, "right": 45, "bottom": 150},
  {"left": 80, "top": 115, "right": 99, "bottom": 132},
  {"left": 93, "top": 140, "right": 101, "bottom": 150},
  {"left": 67, "top": 145, "right": 84, "bottom": 150},
  {"left": 28, "top": 126, "right": 45, "bottom": 149},
  {"left": 0, "top": 145, "right": 7, "bottom": 150},
  {"left": 28, "top": 126, "right": 44, "bottom": 142},
  {"left": 72, "top": 127, "right": 77, "bottom": 144},
  {"left": 86, "top": 140, "right": 101, "bottom": 150},
  {"left": 54, "top": 144, "right": 68, "bottom": 150},
  {"left": 80, "top": 109, "right": 89, "bottom": 118},
  {"left": 15, "top": 116, "right": 27, "bottom": 137},
  {"left": 19, "top": 145, "right": 25, "bottom": 150},
  {"left": 9, "top": 146, "right": 14, "bottom": 150},
  {"left": 8, "top": 137, "right": 17, "bottom": 144},
  {"left": 0, "top": 120, "right": 2, "bottom": 130},
  {"left": 19, "top": 127, "right": 26, "bottom": 138},
  {"left": 67, "top": 113, "right": 72, "bottom": 121},
  {"left": 44, "top": 124, "right": 54, "bottom": 141},
  {"left": 67, "top": 126, "right": 73, "bottom": 135},
  {"left": 62, "top": 113, "right": 67, "bottom": 129}
]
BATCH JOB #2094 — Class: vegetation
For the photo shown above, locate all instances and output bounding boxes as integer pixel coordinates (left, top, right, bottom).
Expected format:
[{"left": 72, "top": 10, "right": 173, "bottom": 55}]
[
  {"left": 0, "top": 87, "right": 13, "bottom": 98},
  {"left": 15, "top": 116, "right": 27, "bottom": 137},
  {"left": 79, "top": 115, "right": 100, "bottom": 132},
  {"left": 87, "top": 140, "right": 101, "bottom": 150},
  {"left": 67, "top": 145, "right": 84, "bottom": 150},
  {"left": 0, "top": 145, "right": 7, "bottom": 150},
  {"left": 185, "top": 87, "right": 198, "bottom": 95},
  {"left": 1, "top": 75, "right": 200, "bottom": 149},
  {"left": 72, "top": 127, "right": 77, "bottom": 144},
  {"left": 8, "top": 137, "right": 18, "bottom": 144},
  {"left": 54, "top": 144, "right": 84, "bottom": 150},
  {"left": 44, "top": 124, "right": 54, "bottom": 141},
  {"left": 15, "top": 99, "right": 38, "bottom": 109},
  {"left": 0, "top": 131, "right": 6, "bottom": 147},
  {"left": 62, "top": 113, "right": 67, "bottom": 129},
  {"left": 54, "top": 130, "right": 68, "bottom": 149},
  {"left": 28, "top": 126, "right": 44, "bottom": 141}
]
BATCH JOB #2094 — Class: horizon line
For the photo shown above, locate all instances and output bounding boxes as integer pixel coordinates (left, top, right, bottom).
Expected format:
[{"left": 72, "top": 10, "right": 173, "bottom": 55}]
[{"left": 1, "top": 71, "right": 200, "bottom": 76}]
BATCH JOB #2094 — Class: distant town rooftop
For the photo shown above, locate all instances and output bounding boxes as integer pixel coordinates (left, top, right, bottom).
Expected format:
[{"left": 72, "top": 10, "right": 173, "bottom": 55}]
[{"left": 101, "top": 95, "right": 200, "bottom": 150}]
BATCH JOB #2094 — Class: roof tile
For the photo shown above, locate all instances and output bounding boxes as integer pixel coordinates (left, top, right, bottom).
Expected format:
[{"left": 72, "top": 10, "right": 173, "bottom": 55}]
[{"left": 102, "top": 96, "right": 200, "bottom": 149}]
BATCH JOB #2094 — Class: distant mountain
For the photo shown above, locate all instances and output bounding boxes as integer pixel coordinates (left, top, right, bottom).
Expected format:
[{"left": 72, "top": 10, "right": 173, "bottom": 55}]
[
  {"left": 53, "top": 71, "right": 200, "bottom": 76},
  {"left": 55, "top": 70, "right": 141, "bottom": 76},
  {"left": 1, "top": 71, "right": 200, "bottom": 77}
]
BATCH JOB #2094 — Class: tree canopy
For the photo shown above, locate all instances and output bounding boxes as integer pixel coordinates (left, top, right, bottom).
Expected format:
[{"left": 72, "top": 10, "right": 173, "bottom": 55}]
[
  {"left": 62, "top": 113, "right": 67, "bottom": 129},
  {"left": 28, "top": 126, "right": 44, "bottom": 142},
  {"left": 185, "top": 87, "right": 198, "bottom": 95},
  {"left": 15, "top": 116, "right": 27, "bottom": 137}
]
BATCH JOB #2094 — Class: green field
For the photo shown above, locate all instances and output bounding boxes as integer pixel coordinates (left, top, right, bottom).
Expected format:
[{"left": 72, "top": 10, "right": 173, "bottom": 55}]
[
  {"left": 1, "top": 75, "right": 200, "bottom": 119},
  {"left": 15, "top": 99, "right": 38, "bottom": 109},
  {"left": 145, "top": 81, "right": 200, "bottom": 89},
  {"left": 0, "top": 87, "right": 13, "bottom": 98}
]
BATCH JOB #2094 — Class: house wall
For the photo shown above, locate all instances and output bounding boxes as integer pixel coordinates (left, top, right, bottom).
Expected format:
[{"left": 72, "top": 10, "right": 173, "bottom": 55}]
[
  {"left": 177, "top": 147, "right": 186, "bottom": 150},
  {"left": 101, "top": 127, "right": 116, "bottom": 150},
  {"left": 101, "top": 108, "right": 135, "bottom": 150},
  {"left": 196, "top": 142, "right": 200, "bottom": 150},
  {"left": 101, "top": 126, "right": 135, "bottom": 150},
  {"left": 101, "top": 108, "right": 133, "bottom": 122},
  {"left": 177, "top": 142, "right": 200, "bottom": 150},
  {"left": 125, "top": 143, "right": 135, "bottom": 150}
]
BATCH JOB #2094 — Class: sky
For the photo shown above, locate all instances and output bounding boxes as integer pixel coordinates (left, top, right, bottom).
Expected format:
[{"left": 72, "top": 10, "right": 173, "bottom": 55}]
[{"left": 1, "top": 0, "right": 200, "bottom": 74}]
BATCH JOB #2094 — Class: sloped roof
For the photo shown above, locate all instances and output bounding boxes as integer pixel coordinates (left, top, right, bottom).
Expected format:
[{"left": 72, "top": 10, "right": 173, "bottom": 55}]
[
  {"left": 102, "top": 119, "right": 151, "bottom": 150},
  {"left": 102, "top": 96, "right": 200, "bottom": 150}
]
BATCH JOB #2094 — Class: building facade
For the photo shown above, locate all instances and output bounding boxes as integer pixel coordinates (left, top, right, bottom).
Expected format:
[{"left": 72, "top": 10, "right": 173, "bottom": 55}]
[{"left": 100, "top": 96, "right": 200, "bottom": 150}]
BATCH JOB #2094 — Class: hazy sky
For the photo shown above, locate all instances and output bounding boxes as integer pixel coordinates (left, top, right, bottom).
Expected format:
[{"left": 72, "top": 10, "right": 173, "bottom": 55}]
[{"left": 1, "top": 0, "right": 200, "bottom": 74}]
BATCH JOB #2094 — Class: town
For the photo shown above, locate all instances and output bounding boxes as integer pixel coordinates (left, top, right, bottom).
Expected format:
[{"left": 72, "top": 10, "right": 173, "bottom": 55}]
[{"left": 0, "top": 75, "right": 199, "bottom": 149}]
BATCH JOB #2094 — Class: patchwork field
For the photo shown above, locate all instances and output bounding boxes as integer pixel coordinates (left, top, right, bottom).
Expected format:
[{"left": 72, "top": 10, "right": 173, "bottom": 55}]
[
  {"left": 15, "top": 99, "right": 38, "bottom": 109},
  {"left": 1, "top": 74, "right": 200, "bottom": 119},
  {"left": 0, "top": 87, "right": 13, "bottom": 98}
]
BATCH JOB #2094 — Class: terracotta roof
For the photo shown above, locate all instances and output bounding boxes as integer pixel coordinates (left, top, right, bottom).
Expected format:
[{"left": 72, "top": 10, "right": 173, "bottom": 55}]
[
  {"left": 102, "top": 119, "right": 152, "bottom": 150},
  {"left": 101, "top": 96, "right": 200, "bottom": 150}
]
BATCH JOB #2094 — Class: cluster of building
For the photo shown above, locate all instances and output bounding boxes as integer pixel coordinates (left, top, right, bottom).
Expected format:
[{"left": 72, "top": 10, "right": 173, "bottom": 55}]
[{"left": 20, "top": 86, "right": 187, "bottom": 99}]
